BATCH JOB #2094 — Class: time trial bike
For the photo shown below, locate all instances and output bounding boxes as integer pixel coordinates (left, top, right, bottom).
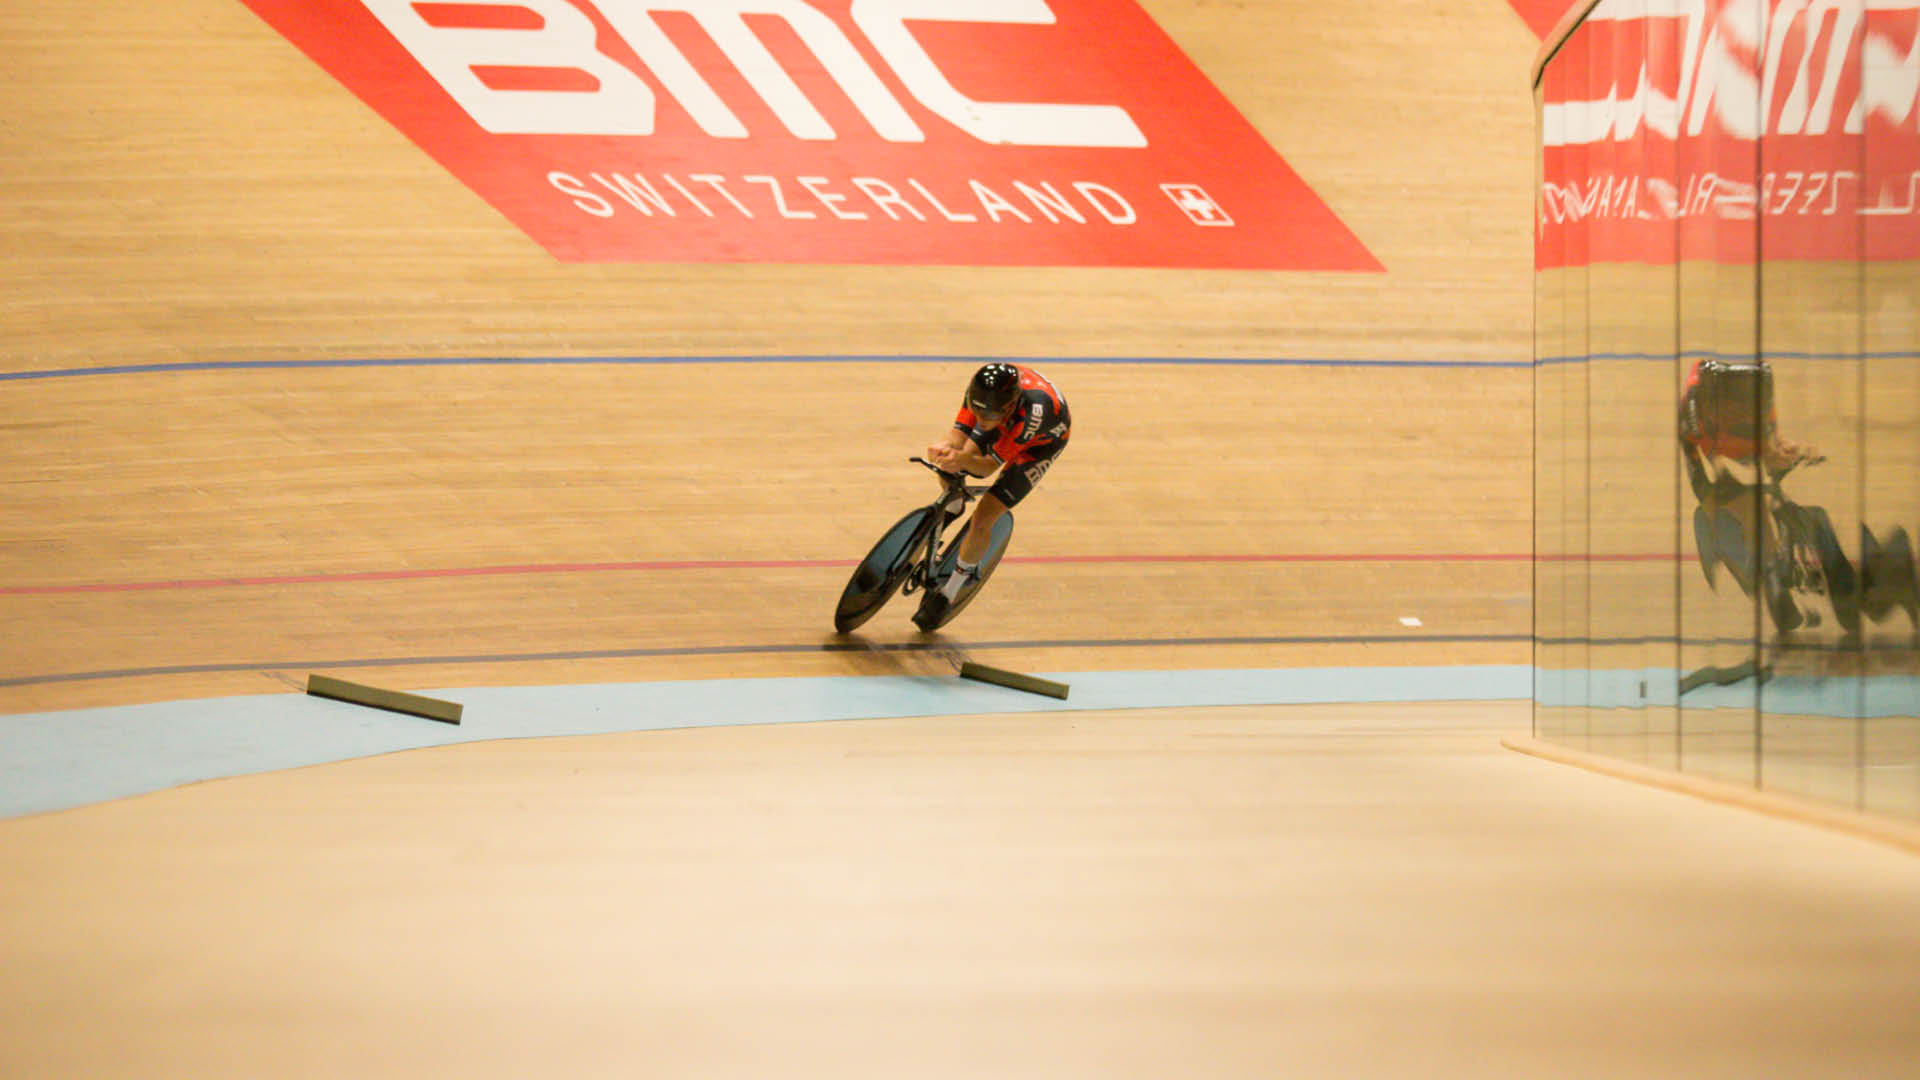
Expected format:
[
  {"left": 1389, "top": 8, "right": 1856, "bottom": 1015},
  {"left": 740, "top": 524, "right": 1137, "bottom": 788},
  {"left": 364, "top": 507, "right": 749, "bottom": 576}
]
[{"left": 833, "top": 457, "right": 1015, "bottom": 633}]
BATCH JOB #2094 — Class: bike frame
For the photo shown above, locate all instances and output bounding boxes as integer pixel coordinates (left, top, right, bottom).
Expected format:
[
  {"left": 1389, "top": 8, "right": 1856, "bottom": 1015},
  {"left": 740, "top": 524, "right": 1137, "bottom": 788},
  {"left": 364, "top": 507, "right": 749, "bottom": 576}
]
[
  {"left": 832, "top": 457, "right": 1001, "bottom": 634},
  {"left": 1758, "top": 458, "right": 1858, "bottom": 634},
  {"left": 901, "top": 456, "right": 990, "bottom": 597}
]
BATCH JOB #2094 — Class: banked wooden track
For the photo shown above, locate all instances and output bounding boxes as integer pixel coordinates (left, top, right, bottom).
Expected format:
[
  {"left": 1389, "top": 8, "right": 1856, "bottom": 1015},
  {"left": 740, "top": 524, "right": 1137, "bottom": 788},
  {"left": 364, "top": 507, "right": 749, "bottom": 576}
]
[
  {"left": 1, "top": 0, "right": 1540, "bottom": 711},
  {"left": 25, "top": 6, "right": 1918, "bottom": 1080}
]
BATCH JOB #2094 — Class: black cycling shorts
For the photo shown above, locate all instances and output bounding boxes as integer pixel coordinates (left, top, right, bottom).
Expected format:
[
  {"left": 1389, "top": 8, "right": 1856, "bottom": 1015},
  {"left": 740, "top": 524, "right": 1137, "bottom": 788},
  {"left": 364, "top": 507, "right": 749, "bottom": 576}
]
[{"left": 987, "top": 439, "right": 1066, "bottom": 509}]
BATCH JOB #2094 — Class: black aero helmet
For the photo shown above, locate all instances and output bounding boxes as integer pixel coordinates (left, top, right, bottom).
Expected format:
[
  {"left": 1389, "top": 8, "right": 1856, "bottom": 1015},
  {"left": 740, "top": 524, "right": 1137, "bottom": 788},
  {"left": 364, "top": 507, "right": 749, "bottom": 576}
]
[
  {"left": 1699, "top": 357, "right": 1771, "bottom": 391},
  {"left": 967, "top": 362, "right": 1022, "bottom": 421},
  {"left": 1693, "top": 358, "right": 1774, "bottom": 437},
  {"left": 1697, "top": 358, "right": 1773, "bottom": 409}
]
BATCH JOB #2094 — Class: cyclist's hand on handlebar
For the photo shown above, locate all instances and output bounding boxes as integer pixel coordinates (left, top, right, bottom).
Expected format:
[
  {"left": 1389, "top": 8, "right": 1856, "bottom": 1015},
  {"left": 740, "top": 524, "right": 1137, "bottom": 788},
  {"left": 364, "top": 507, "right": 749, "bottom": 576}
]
[
  {"left": 1766, "top": 439, "right": 1823, "bottom": 475},
  {"left": 926, "top": 444, "right": 959, "bottom": 469}
]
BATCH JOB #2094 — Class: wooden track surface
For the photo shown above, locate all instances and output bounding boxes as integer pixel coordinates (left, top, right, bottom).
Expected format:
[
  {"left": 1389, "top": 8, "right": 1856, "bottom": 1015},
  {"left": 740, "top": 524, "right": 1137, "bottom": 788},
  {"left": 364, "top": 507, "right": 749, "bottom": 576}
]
[
  {"left": 1, "top": 0, "right": 1541, "bottom": 712},
  {"left": 31, "top": 3, "right": 1913, "bottom": 1077},
  {"left": 9, "top": 701, "right": 1920, "bottom": 1079},
  {"left": 1, "top": 361, "right": 1530, "bottom": 712}
]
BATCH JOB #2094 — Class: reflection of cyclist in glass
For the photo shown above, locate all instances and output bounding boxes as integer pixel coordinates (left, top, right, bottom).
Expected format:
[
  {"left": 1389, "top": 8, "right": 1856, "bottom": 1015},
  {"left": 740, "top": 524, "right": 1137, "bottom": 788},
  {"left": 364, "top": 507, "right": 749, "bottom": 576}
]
[
  {"left": 1682, "top": 358, "right": 1919, "bottom": 637},
  {"left": 1679, "top": 358, "right": 1822, "bottom": 628},
  {"left": 922, "top": 363, "right": 1070, "bottom": 619}
]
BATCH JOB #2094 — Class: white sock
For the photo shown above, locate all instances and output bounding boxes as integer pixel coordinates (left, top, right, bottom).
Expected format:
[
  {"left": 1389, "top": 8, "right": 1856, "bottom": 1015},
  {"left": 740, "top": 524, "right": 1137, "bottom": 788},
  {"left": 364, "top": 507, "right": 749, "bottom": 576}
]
[{"left": 941, "top": 558, "right": 978, "bottom": 599}]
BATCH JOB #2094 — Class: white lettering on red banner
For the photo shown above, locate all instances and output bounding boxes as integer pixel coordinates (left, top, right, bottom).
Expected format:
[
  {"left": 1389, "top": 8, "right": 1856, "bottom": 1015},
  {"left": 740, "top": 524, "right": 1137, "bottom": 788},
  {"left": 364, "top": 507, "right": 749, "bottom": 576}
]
[
  {"left": 241, "top": 0, "right": 1381, "bottom": 270},
  {"left": 1538, "top": 0, "right": 1920, "bottom": 265}
]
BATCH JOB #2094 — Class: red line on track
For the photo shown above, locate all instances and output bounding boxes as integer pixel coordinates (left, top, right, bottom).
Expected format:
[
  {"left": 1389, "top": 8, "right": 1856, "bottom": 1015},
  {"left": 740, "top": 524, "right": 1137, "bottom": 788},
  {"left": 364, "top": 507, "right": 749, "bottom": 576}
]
[
  {"left": 0, "top": 551, "right": 1681, "bottom": 597},
  {"left": 0, "top": 560, "right": 855, "bottom": 596}
]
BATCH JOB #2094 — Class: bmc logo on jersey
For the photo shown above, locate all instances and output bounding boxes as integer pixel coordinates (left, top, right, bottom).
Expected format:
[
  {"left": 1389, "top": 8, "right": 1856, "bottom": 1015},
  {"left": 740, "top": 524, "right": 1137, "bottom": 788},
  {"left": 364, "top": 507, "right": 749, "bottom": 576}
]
[
  {"left": 239, "top": 0, "right": 1381, "bottom": 270},
  {"left": 1020, "top": 401, "right": 1045, "bottom": 440}
]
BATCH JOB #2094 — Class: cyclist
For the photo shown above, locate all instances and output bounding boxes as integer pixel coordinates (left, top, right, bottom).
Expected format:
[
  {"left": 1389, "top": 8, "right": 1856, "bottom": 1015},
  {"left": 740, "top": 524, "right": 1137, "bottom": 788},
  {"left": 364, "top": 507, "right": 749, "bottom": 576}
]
[
  {"left": 1678, "top": 358, "right": 1820, "bottom": 625},
  {"left": 921, "top": 362, "right": 1070, "bottom": 621},
  {"left": 1681, "top": 358, "right": 1920, "bottom": 634}
]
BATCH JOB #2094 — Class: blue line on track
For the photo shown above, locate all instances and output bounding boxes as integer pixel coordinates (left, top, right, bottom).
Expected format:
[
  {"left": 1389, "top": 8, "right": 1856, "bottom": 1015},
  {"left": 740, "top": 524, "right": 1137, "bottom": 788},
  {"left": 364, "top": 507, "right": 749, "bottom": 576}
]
[
  {"left": 1536, "top": 350, "right": 1920, "bottom": 366},
  {"left": 1, "top": 354, "right": 1529, "bottom": 382}
]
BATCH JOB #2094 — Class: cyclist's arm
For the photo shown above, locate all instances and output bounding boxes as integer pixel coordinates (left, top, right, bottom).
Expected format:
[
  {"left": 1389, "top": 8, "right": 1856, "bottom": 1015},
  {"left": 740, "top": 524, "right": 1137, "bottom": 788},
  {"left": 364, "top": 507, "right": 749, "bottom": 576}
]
[
  {"left": 1763, "top": 433, "right": 1820, "bottom": 475},
  {"left": 928, "top": 438, "right": 998, "bottom": 477}
]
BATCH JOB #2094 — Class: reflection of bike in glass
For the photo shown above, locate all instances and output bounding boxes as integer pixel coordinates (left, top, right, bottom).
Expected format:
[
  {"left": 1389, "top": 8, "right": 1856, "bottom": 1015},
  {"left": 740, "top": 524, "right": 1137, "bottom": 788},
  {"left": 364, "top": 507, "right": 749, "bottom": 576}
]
[
  {"left": 1859, "top": 523, "right": 1920, "bottom": 631},
  {"left": 833, "top": 457, "right": 1015, "bottom": 634},
  {"left": 1694, "top": 457, "right": 1857, "bottom": 636},
  {"left": 1764, "top": 477, "right": 1858, "bottom": 636}
]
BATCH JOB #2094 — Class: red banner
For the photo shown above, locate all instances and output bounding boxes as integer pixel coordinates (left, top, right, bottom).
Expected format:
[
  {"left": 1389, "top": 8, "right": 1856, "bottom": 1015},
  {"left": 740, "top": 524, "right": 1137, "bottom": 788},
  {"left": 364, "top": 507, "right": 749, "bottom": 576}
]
[
  {"left": 240, "top": 0, "right": 1381, "bottom": 271},
  {"left": 1511, "top": 0, "right": 1578, "bottom": 39},
  {"left": 1538, "top": 0, "right": 1920, "bottom": 267}
]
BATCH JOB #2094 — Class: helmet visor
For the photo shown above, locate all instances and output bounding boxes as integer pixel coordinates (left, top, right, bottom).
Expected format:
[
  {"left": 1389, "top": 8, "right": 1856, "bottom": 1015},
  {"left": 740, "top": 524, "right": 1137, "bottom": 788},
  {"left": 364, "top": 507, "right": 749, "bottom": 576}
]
[{"left": 969, "top": 393, "right": 1016, "bottom": 425}]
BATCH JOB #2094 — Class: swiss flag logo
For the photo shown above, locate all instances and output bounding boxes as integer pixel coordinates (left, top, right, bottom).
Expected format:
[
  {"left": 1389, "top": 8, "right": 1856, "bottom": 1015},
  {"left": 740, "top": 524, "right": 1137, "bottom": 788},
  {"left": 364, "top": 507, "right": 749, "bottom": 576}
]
[
  {"left": 1161, "top": 184, "right": 1234, "bottom": 227},
  {"left": 240, "top": 0, "right": 1382, "bottom": 271}
]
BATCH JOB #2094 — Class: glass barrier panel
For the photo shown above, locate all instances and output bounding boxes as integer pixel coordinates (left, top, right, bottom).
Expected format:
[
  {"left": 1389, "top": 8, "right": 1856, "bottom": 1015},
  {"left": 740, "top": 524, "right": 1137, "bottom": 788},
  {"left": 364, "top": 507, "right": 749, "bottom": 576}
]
[
  {"left": 1674, "top": 0, "right": 1765, "bottom": 787},
  {"left": 1580, "top": 2, "right": 1683, "bottom": 767},
  {"left": 1536, "top": 29, "right": 1598, "bottom": 746},
  {"left": 1859, "top": 0, "right": 1920, "bottom": 820},
  {"left": 1753, "top": 0, "right": 1870, "bottom": 803}
]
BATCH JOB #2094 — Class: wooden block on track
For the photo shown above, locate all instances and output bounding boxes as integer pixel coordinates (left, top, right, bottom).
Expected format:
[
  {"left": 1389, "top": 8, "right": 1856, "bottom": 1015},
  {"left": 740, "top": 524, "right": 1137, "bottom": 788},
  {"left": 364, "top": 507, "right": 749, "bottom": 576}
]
[
  {"left": 306, "top": 674, "right": 463, "bottom": 724},
  {"left": 959, "top": 662, "right": 1070, "bottom": 700}
]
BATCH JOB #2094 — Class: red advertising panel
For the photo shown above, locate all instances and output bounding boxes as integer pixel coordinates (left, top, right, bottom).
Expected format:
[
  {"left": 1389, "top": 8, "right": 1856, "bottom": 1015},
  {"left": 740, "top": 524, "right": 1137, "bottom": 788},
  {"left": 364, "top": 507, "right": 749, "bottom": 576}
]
[
  {"left": 240, "top": 0, "right": 1382, "bottom": 270},
  {"left": 1539, "top": 0, "right": 1920, "bottom": 267},
  {"left": 1511, "top": 0, "right": 1578, "bottom": 39}
]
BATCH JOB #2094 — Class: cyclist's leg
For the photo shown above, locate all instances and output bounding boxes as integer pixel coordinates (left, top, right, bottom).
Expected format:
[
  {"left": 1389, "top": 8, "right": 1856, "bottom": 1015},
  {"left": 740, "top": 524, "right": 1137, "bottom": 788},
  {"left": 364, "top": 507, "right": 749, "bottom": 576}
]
[
  {"left": 957, "top": 494, "right": 1008, "bottom": 566},
  {"left": 958, "top": 441, "right": 1064, "bottom": 565}
]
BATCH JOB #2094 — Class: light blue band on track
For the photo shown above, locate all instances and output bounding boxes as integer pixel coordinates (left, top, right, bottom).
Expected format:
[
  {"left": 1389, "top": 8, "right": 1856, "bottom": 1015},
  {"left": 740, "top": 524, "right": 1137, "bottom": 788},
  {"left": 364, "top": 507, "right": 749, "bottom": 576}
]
[{"left": 0, "top": 666, "right": 1529, "bottom": 819}]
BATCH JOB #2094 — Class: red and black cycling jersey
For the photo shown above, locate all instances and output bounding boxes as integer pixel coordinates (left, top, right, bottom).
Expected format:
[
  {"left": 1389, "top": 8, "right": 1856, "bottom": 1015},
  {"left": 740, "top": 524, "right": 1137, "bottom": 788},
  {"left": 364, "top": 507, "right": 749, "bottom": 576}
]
[{"left": 953, "top": 364, "right": 1070, "bottom": 465}]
